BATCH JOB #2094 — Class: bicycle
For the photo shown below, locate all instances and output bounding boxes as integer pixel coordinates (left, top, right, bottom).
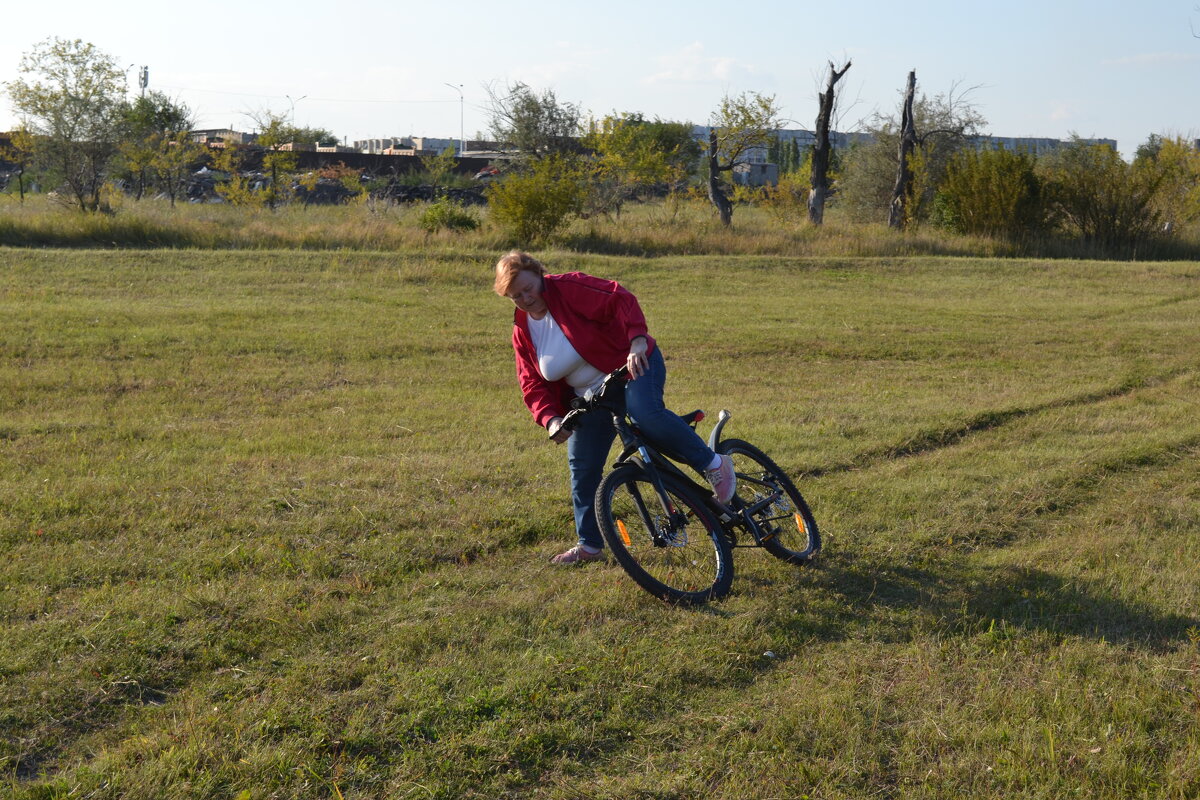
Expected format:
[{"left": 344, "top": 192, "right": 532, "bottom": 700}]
[{"left": 557, "top": 366, "right": 821, "bottom": 604}]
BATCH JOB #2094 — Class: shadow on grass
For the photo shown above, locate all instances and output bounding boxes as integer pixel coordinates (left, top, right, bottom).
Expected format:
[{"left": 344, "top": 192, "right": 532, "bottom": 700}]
[{"left": 799, "top": 552, "right": 1197, "bottom": 653}]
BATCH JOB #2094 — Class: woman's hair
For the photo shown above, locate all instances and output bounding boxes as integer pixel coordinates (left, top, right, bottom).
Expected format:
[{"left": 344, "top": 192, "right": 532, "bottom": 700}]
[{"left": 494, "top": 250, "right": 545, "bottom": 295}]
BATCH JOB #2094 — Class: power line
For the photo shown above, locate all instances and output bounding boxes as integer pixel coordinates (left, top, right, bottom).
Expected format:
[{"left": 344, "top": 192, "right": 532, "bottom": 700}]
[{"left": 156, "top": 84, "right": 460, "bottom": 105}]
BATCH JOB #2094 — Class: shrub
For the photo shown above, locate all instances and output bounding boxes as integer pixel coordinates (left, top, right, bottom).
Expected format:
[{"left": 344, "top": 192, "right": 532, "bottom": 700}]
[
  {"left": 1137, "top": 136, "right": 1200, "bottom": 229},
  {"left": 760, "top": 171, "right": 811, "bottom": 222},
  {"left": 935, "top": 147, "right": 1044, "bottom": 238},
  {"left": 418, "top": 197, "right": 479, "bottom": 233},
  {"left": 1039, "top": 139, "right": 1166, "bottom": 250},
  {"left": 485, "top": 156, "right": 586, "bottom": 244}
]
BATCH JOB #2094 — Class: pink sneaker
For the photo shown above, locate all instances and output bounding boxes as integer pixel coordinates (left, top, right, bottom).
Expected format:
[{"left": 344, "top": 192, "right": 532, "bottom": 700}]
[
  {"left": 705, "top": 454, "right": 737, "bottom": 505},
  {"left": 550, "top": 545, "right": 605, "bottom": 565}
]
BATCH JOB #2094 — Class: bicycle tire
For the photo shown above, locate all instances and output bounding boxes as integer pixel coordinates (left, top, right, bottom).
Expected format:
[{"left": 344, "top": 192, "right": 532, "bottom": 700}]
[
  {"left": 717, "top": 438, "right": 820, "bottom": 564},
  {"left": 595, "top": 464, "right": 734, "bottom": 604}
]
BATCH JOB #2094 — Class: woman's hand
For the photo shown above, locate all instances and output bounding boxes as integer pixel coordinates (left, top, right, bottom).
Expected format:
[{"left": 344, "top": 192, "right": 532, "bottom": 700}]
[
  {"left": 547, "top": 416, "right": 572, "bottom": 444},
  {"left": 627, "top": 336, "right": 649, "bottom": 380}
]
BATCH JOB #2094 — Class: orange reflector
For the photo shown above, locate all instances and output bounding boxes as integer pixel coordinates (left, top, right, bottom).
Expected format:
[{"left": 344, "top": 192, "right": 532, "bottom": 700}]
[
  {"left": 795, "top": 513, "right": 807, "bottom": 535},
  {"left": 617, "top": 519, "right": 632, "bottom": 546}
]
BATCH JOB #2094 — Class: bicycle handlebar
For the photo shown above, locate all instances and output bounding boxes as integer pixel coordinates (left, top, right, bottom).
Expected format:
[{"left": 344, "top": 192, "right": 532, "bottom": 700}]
[{"left": 553, "top": 365, "right": 630, "bottom": 437}]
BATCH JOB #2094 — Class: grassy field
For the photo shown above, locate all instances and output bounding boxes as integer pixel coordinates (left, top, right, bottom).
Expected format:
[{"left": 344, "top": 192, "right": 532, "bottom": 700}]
[{"left": 2, "top": 247, "right": 1199, "bottom": 799}]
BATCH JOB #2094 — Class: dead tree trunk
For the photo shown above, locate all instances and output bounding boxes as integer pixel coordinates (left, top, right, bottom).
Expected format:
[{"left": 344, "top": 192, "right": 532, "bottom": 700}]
[
  {"left": 707, "top": 129, "right": 734, "bottom": 226},
  {"left": 808, "top": 60, "right": 851, "bottom": 225},
  {"left": 888, "top": 70, "right": 917, "bottom": 229}
]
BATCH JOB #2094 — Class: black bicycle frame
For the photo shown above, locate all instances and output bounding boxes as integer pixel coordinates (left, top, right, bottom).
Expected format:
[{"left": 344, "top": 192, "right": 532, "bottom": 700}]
[{"left": 561, "top": 367, "right": 787, "bottom": 548}]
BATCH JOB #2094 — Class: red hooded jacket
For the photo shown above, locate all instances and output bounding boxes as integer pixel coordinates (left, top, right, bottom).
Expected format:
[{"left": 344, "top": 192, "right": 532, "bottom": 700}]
[{"left": 511, "top": 272, "right": 657, "bottom": 428}]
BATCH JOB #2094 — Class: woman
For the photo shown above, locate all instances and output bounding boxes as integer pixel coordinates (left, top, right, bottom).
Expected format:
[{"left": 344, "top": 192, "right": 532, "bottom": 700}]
[{"left": 495, "top": 250, "right": 735, "bottom": 565}]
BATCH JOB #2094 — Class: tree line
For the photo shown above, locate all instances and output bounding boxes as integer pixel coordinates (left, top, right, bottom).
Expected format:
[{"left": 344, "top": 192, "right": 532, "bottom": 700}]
[
  {"left": 1, "top": 38, "right": 340, "bottom": 211},
  {"left": 5, "top": 38, "right": 1199, "bottom": 254}
]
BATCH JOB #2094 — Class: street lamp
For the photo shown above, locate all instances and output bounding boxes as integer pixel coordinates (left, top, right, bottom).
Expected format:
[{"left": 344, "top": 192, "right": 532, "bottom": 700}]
[
  {"left": 444, "top": 82, "right": 464, "bottom": 157},
  {"left": 285, "top": 94, "right": 307, "bottom": 126}
]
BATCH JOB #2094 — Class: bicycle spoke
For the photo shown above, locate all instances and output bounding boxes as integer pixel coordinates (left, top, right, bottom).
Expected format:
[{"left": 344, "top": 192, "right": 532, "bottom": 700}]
[
  {"left": 598, "top": 467, "right": 733, "bottom": 603},
  {"left": 719, "top": 439, "right": 820, "bottom": 564}
]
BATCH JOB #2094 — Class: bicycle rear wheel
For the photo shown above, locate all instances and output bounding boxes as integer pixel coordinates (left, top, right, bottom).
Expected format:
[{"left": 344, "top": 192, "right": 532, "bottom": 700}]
[
  {"left": 717, "top": 438, "right": 820, "bottom": 564},
  {"left": 596, "top": 465, "right": 733, "bottom": 604}
]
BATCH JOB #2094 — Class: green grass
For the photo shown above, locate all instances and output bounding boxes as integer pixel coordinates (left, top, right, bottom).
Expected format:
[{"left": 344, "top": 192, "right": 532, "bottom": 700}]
[{"left": 2, "top": 248, "right": 1199, "bottom": 798}]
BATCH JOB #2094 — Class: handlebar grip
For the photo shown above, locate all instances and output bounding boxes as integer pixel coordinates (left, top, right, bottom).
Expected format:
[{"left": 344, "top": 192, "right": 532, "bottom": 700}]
[{"left": 553, "top": 410, "right": 583, "bottom": 437}]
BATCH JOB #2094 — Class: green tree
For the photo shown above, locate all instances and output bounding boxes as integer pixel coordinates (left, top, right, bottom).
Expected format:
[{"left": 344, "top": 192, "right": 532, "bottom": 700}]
[
  {"left": 0, "top": 126, "right": 36, "bottom": 202},
  {"left": 213, "top": 143, "right": 262, "bottom": 208},
  {"left": 420, "top": 145, "right": 458, "bottom": 192},
  {"left": 119, "top": 91, "right": 195, "bottom": 199},
  {"left": 486, "top": 81, "right": 581, "bottom": 159},
  {"left": 290, "top": 126, "right": 337, "bottom": 148},
  {"left": 249, "top": 110, "right": 299, "bottom": 210},
  {"left": 151, "top": 132, "right": 206, "bottom": 208},
  {"left": 705, "top": 91, "right": 781, "bottom": 225},
  {"left": 582, "top": 113, "right": 699, "bottom": 217},
  {"left": 1134, "top": 133, "right": 1164, "bottom": 163},
  {"left": 4, "top": 38, "right": 130, "bottom": 212}
]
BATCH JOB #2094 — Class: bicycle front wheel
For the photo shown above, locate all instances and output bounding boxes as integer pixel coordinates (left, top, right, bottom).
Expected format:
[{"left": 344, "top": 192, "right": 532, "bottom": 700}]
[
  {"left": 596, "top": 465, "right": 733, "bottom": 604},
  {"left": 718, "top": 438, "right": 820, "bottom": 564}
]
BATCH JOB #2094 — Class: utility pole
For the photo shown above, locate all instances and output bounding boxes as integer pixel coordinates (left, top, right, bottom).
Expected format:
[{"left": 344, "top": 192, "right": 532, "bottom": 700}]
[{"left": 138, "top": 66, "right": 149, "bottom": 97}]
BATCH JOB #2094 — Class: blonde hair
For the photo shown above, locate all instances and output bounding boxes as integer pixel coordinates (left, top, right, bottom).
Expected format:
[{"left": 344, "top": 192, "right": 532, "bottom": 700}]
[{"left": 493, "top": 250, "right": 546, "bottom": 295}]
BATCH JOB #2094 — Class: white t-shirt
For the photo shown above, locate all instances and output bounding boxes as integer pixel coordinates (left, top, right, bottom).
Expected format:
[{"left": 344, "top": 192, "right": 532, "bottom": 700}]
[{"left": 527, "top": 312, "right": 606, "bottom": 397}]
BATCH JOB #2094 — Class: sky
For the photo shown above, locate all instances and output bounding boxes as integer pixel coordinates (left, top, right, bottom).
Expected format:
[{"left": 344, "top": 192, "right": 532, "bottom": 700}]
[{"left": 2, "top": 0, "right": 1198, "bottom": 159}]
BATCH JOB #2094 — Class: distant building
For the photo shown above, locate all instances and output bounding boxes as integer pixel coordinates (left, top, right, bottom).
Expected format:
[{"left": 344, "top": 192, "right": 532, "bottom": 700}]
[
  {"left": 968, "top": 135, "right": 1119, "bottom": 155},
  {"left": 772, "top": 128, "right": 873, "bottom": 151},
  {"left": 353, "top": 136, "right": 452, "bottom": 157},
  {"left": 732, "top": 162, "right": 778, "bottom": 187},
  {"left": 190, "top": 129, "right": 257, "bottom": 148},
  {"left": 380, "top": 145, "right": 435, "bottom": 157},
  {"left": 411, "top": 136, "right": 455, "bottom": 154},
  {"left": 354, "top": 137, "right": 406, "bottom": 154},
  {"left": 353, "top": 134, "right": 507, "bottom": 158},
  {"left": 691, "top": 126, "right": 872, "bottom": 186}
]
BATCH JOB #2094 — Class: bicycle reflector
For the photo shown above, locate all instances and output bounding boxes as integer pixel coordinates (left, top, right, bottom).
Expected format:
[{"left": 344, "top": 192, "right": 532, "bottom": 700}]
[
  {"left": 795, "top": 513, "right": 807, "bottom": 534},
  {"left": 616, "top": 519, "right": 632, "bottom": 546}
]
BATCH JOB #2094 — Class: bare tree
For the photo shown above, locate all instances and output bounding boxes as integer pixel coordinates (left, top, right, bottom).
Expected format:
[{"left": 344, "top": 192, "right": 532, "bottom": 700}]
[
  {"left": 838, "top": 76, "right": 984, "bottom": 225},
  {"left": 808, "top": 60, "right": 851, "bottom": 225},
  {"left": 888, "top": 70, "right": 918, "bottom": 229}
]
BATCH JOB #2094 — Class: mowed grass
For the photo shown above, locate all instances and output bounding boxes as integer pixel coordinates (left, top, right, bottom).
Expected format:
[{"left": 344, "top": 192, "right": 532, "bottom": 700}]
[{"left": 2, "top": 248, "right": 1199, "bottom": 799}]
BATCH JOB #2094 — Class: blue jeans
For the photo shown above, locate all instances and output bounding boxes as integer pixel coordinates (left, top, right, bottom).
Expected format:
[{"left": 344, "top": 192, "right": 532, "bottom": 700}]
[{"left": 567, "top": 348, "right": 715, "bottom": 550}]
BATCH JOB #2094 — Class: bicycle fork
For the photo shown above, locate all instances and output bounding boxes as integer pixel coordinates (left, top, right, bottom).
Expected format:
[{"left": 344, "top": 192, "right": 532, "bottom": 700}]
[{"left": 614, "top": 416, "right": 691, "bottom": 547}]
